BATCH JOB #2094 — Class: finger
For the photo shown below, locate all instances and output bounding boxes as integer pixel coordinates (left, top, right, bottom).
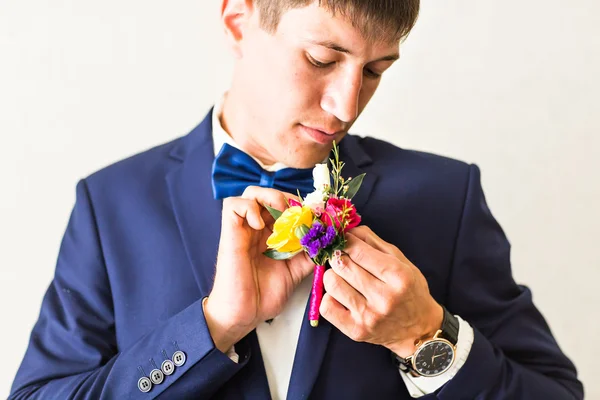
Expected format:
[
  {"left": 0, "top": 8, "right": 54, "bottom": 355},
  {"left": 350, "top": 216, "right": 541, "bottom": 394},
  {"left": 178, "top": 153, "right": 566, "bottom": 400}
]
[
  {"left": 323, "top": 269, "right": 366, "bottom": 313},
  {"left": 319, "top": 293, "right": 356, "bottom": 337},
  {"left": 329, "top": 251, "right": 384, "bottom": 300},
  {"left": 287, "top": 251, "right": 314, "bottom": 284},
  {"left": 224, "top": 197, "right": 265, "bottom": 230},
  {"left": 261, "top": 208, "right": 275, "bottom": 231},
  {"left": 241, "top": 186, "right": 298, "bottom": 213},
  {"left": 343, "top": 232, "right": 398, "bottom": 282},
  {"left": 348, "top": 226, "right": 407, "bottom": 261}
]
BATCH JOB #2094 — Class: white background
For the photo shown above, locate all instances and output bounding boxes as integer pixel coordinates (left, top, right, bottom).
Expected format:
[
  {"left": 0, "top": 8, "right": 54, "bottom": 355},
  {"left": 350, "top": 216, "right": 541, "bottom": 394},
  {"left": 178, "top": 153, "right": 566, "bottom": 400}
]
[{"left": 1, "top": 0, "right": 598, "bottom": 397}]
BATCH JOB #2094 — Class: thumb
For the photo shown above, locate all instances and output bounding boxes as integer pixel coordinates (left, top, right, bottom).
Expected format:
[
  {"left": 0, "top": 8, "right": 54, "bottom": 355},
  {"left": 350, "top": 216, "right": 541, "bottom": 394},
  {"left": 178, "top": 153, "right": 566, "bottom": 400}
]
[{"left": 288, "top": 251, "right": 316, "bottom": 285}]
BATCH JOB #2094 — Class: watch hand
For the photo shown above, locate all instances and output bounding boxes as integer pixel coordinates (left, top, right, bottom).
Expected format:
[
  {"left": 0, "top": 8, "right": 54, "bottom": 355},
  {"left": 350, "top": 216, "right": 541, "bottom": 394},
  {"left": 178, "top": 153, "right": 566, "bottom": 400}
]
[{"left": 433, "top": 354, "right": 445, "bottom": 360}]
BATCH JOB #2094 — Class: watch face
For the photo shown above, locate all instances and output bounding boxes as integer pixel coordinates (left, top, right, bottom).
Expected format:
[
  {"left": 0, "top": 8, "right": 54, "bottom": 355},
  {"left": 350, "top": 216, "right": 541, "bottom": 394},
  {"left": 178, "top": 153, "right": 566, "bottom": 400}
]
[{"left": 413, "top": 340, "right": 455, "bottom": 377}]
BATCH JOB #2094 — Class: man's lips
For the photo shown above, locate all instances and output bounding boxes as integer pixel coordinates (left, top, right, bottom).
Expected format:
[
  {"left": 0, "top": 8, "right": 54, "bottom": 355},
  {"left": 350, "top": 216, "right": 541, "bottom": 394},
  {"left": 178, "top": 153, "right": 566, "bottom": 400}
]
[
  {"left": 302, "top": 125, "right": 344, "bottom": 136},
  {"left": 300, "top": 125, "right": 344, "bottom": 144}
]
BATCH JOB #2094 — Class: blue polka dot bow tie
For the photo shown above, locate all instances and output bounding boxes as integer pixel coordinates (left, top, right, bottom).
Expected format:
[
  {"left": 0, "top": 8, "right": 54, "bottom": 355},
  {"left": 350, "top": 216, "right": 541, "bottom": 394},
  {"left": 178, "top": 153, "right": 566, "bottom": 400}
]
[{"left": 211, "top": 143, "right": 315, "bottom": 199}]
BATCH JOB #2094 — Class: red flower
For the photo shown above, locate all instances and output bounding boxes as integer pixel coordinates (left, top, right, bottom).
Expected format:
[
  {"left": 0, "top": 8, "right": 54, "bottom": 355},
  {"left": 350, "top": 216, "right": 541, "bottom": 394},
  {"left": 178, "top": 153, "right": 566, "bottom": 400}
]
[
  {"left": 288, "top": 198, "right": 302, "bottom": 207},
  {"left": 322, "top": 197, "right": 361, "bottom": 232}
]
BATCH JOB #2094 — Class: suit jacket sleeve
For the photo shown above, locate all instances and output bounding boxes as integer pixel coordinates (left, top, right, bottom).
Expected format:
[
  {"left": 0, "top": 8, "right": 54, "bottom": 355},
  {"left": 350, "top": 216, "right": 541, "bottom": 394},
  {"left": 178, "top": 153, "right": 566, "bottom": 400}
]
[
  {"left": 426, "top": 164, "right": 583, "bottom": 399},
  {"left": 9, "top": 179, "right": 247, "bottom": 399}
]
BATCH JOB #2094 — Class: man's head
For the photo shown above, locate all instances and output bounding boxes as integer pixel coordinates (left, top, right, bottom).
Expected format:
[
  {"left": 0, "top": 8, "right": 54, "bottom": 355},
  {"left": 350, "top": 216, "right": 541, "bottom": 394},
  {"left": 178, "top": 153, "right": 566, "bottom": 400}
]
[{"left": 220, "top": 0, "right": 419, "bottom": 168}]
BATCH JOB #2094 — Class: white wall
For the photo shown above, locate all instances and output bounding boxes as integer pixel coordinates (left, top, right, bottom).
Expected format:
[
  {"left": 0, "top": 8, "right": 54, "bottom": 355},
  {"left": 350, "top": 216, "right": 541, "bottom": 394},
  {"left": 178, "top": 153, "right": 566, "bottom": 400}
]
[{"left": 1, "top": 0, "right": 598, "bottom": 397}]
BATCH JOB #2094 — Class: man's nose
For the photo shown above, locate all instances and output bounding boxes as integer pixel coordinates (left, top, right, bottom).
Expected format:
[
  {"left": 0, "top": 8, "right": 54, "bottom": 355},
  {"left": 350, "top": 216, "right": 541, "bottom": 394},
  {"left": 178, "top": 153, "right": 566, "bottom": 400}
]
[{"left": 321, "top": 71, "right": 362, "bottom": 123}]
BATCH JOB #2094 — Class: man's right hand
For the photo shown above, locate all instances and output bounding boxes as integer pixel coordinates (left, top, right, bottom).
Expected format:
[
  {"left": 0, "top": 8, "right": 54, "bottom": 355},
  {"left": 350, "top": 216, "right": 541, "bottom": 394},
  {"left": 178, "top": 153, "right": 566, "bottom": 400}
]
[{"left": 203, "top": 186, "right": 314, "bottom": 353}]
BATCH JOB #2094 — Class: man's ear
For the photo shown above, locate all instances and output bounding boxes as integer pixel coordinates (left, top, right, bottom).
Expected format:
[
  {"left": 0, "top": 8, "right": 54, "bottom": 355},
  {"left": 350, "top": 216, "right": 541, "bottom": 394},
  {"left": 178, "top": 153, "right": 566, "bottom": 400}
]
[{"left": 221, "top": 0, "right": 255, "bottom": 59}]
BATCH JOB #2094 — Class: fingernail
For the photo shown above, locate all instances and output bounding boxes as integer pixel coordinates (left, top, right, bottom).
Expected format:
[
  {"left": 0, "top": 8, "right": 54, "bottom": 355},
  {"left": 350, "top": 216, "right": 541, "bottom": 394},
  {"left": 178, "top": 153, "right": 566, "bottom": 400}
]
[{"left": 331, "top": 251, "right": 344, "bottom": 269}]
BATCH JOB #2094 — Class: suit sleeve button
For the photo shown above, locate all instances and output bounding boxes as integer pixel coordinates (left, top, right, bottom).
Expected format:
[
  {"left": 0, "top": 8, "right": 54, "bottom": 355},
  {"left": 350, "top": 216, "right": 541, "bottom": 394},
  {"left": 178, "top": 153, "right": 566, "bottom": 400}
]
[
  {"left": 150, "top": 368, "right": 164, "bottom": 384},
  {"left": 172, "top": 350, "right": 186, "bottom": 367},
  {"left": 138, "top": 377, "right": 152, "bottom": 393},
  {"left": 161, "top": 359, "right": 175, "bottom": 375}
]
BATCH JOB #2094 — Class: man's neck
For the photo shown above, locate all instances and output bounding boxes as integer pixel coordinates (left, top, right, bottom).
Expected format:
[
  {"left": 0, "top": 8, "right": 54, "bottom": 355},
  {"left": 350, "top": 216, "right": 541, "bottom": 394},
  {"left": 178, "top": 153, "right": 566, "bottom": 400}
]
[{"left": 220, "top": 89, "right": 279, "bottom": 167}]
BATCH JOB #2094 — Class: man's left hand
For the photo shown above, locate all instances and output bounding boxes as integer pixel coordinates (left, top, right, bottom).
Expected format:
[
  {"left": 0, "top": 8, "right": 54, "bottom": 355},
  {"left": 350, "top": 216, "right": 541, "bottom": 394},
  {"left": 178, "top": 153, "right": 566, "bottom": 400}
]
[{"left": 320, "top": 225, "right": 444, "bottom": 358}]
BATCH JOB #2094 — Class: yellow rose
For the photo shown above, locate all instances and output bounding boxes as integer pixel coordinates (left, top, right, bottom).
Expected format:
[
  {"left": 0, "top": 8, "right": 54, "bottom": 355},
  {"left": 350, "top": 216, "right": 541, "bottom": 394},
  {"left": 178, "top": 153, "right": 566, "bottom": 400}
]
[{"left": 266, "top": 206, "right": 314, "bottom": 253}]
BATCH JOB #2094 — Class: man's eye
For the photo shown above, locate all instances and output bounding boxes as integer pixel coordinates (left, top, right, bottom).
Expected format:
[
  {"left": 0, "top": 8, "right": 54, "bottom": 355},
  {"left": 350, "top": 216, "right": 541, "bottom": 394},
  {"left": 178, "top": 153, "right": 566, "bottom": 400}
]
[
  {"left": 307, "top": 54, "right": 333, "bottom": 68},
  {"left": 364, "top": 68, "right": 381, "bottom": 79}
]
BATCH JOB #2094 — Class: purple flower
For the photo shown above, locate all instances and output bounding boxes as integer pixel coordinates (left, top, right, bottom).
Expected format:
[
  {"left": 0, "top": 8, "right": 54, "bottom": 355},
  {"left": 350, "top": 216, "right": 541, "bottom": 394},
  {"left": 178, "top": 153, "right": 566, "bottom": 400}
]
[
  {"left": 300, "top": 221, "right": 337, "bottom": 258},
  {"left": 319, "top": 225, "right": 336, "bottom": 248},
  {"left": 306, "top": 241, "right": 321, "bottom": 258}
]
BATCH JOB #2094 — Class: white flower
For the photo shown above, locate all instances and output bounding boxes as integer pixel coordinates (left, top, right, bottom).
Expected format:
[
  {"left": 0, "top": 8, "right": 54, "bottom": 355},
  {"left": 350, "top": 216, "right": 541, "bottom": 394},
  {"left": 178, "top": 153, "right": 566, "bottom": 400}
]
[
  {"left": 312, "top": 163, "right": 330, "bottom": 192},
  {"left": 303, "top": 190, "right": 326, "bottom": 214}
]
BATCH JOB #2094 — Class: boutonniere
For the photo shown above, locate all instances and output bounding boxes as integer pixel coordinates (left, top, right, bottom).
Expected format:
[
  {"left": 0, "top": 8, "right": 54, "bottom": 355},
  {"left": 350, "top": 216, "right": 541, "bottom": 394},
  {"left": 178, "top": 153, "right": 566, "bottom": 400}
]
[{"left": 263, "top": 142, "right": 365, "bottom": 327}]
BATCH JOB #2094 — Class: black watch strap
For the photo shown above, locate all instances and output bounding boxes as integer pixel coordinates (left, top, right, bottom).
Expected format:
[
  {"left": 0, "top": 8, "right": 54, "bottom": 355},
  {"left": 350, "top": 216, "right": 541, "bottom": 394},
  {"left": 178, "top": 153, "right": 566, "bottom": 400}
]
[{"left": 440, "top": 306, "right": 459, "bottom": 345}]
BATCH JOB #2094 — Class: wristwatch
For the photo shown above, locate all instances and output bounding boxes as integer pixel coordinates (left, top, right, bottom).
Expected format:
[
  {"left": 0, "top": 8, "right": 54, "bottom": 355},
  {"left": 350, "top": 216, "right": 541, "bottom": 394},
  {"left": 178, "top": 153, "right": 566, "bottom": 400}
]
[{"left": 394, "top": 306, "right": 459, "bottom": 377}]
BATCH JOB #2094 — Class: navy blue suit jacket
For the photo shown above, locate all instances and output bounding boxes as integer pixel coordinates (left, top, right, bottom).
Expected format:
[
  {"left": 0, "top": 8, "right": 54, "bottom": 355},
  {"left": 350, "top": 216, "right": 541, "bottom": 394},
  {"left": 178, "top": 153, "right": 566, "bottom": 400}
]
[{"left": 10, "top": 109, "right": 583, "bottom": 399}]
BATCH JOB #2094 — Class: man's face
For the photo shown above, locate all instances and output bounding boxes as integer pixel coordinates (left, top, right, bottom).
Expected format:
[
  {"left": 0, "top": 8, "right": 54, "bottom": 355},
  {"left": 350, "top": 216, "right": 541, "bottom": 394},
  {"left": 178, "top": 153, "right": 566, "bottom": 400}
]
[{"left": 226, "top": 1, "right": 400, "bottom": 168}]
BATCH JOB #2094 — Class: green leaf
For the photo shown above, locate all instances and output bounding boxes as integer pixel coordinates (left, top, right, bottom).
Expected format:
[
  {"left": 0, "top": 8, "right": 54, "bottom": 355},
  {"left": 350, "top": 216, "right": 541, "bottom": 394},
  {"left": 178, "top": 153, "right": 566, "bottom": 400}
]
[
  {"left": 263, "top": 249, "right": 300, "bottom": 260},
  {"left": 264, "top": 204, "right": 282, "bottom": 220},
  {"left": 343, "top": 173, "right": 366, "bottom": 200},
  {"left": 331, "top": 236, "right": 346, "bottom": 251},
  {"left": 295, "top": 224, "right": 310, "bottom": 239}
]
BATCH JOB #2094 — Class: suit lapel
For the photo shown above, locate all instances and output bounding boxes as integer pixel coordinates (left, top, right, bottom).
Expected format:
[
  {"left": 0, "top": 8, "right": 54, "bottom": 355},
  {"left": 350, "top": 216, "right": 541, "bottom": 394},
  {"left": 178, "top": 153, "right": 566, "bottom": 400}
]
[
  {"left": 286, "top": 298, "right": 333, "bottom": 400},
  {"left": 338, "top": 135, "right": 378, "bottom": 212},
  {"left": 287, "top": 135, "right": 379, "bottom": 400},
  {"left": 165, "top": 110, "right": 272, "bottom": 399},
  {"left": 165, "top": 110, "right": 222, "bottom": 296}
]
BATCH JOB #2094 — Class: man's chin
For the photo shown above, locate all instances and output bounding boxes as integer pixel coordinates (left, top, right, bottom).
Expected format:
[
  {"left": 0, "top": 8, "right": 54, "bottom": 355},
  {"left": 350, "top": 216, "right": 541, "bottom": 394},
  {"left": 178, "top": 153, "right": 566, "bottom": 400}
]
[
  {"left": 290, "top": 136, "right": 348, "bottom": 168},
  {"left": 284, "top": 146, "right": 334, "bottom": 169}
]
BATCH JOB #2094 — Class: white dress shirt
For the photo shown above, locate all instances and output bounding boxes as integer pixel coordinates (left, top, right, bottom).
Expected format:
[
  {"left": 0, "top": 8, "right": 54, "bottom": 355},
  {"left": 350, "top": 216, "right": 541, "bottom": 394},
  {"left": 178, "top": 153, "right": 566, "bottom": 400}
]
[{"left": 210, "top": 94, "right": 475, "bottom": 399}]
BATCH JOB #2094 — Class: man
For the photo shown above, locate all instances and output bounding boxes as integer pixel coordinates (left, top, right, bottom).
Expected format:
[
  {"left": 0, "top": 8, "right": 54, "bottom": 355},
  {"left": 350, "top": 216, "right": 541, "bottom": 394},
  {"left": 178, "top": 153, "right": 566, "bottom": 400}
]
[{"left": 10, "top": 0, "right": 582, "bottom": 399}]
